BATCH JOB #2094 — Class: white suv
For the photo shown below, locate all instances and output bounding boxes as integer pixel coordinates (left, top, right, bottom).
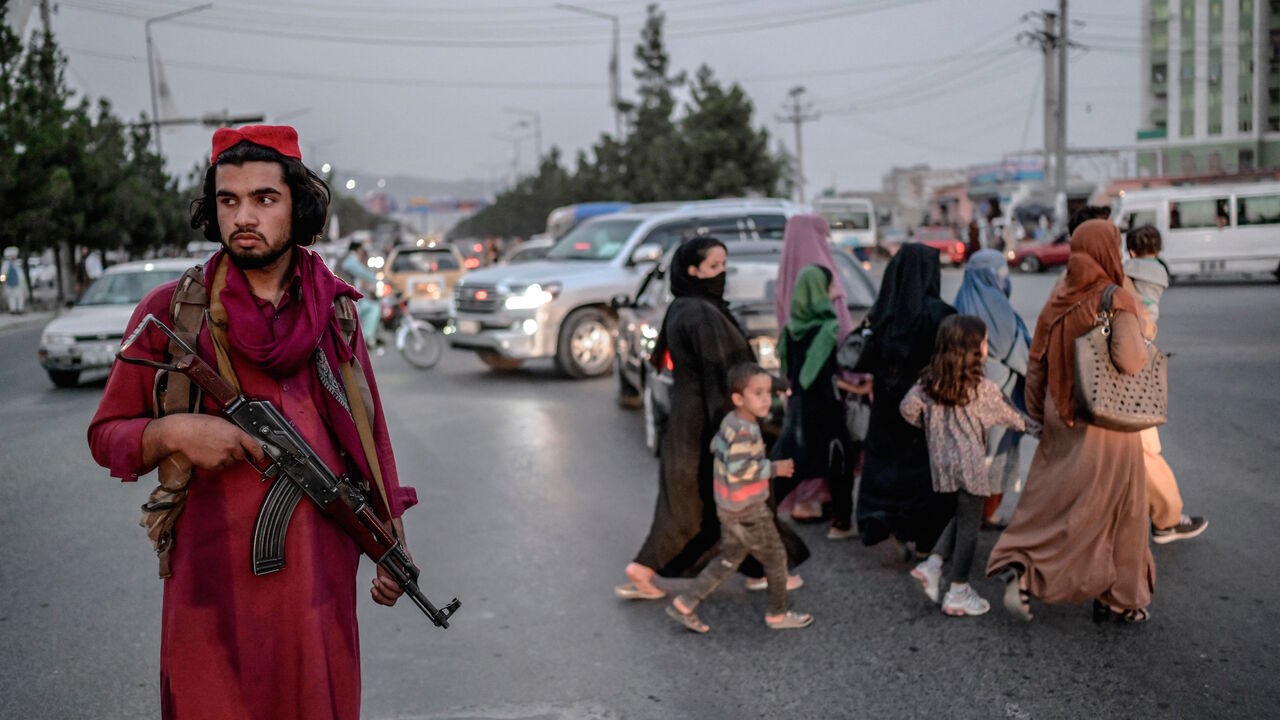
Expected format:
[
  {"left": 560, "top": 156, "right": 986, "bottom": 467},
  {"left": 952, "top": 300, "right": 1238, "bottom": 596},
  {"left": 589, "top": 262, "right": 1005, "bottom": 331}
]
[{"left": 446, "top": 198, "right": 805, "bottom": 378}]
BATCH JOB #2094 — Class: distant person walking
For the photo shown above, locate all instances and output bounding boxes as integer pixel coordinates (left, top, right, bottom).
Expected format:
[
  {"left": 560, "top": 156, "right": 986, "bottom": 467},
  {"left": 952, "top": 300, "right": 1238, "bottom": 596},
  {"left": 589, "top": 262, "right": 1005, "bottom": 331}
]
[
  {"left": 774, "top": 265, "right": 860, "bottom": 540},
  {"left": 987, "top": 220, "right": 1156, "bottom": 624},
  {"left": 953, "top": 249, "right": 1032, "bottom": 527},
  {"left": 1124, "top": 225, "right": 1207, "bottom": 543},
  {"left": 903, "top": 315, "right": 1037, "bottom": 616},
  {"left": 854, "top": 243, "right": 957, "bottom": 556},
  {"left": 774, "top": 214, "right": 856, "bottom": 523},
  {"left": 617, "top": 237, "right": 808, "bottom": 601},
  {"left": 665, "top": 363, "right": 812, "bottom": 633},
  {"left": 3, "top": 249, "right": 26, "bottom": 314}
]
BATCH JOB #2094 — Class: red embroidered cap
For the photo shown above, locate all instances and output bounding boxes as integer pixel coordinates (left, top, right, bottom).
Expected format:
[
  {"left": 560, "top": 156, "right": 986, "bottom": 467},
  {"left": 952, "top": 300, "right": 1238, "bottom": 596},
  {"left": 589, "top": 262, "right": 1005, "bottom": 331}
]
[{"left": 210, "top": 125, "right": 302, "bottom": 164}]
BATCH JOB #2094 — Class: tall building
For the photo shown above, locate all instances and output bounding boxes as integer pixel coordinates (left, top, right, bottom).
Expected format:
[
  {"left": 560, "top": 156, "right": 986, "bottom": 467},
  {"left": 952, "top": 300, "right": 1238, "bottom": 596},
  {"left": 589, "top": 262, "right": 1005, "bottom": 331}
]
[{"left": 1136, "top": 0, "right": 1280, "bottom": 176}]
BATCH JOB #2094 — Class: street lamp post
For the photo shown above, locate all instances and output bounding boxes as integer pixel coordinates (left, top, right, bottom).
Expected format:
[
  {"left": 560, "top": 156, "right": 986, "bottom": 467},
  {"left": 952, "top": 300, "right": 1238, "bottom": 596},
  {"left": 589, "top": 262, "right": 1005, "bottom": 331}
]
[
  {"left": 145, "top": 3, "right": 214, "bottom": 157},
  {"left": 504, "top": 107, "right": 542, "bottom": 162},
  {"left": 554, "top": 3, "right": 622, "bottom": 139}
]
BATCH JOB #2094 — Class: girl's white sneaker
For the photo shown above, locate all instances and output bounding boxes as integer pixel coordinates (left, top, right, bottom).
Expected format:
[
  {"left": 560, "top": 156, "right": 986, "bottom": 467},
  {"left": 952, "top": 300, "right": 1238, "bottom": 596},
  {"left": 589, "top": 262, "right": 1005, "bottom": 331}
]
[{"left": 942, "top": 584, "right": 990, "bottom": 616}]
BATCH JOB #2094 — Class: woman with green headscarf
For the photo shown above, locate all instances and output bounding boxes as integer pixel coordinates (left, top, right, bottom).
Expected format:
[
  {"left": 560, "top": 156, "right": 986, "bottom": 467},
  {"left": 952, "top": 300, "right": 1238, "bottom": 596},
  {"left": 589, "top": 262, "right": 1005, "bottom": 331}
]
[{"left": 774, "top": 265, "right": 859, "bottom": 540}]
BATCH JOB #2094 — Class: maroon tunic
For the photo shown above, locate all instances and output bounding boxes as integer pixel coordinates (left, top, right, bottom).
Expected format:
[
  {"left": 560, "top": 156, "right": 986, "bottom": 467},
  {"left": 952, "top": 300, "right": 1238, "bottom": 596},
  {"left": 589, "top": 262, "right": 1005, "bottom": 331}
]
[{"left": 89, "top": 262, "right": 416, "bottom": 720}]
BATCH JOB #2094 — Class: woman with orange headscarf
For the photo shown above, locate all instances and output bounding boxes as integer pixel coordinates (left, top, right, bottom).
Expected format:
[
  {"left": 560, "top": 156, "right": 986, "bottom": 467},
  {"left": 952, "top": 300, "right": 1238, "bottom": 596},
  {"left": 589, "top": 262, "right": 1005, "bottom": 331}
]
[{"left": 986, "top": 219, "right": 1157, "bottom": 624}]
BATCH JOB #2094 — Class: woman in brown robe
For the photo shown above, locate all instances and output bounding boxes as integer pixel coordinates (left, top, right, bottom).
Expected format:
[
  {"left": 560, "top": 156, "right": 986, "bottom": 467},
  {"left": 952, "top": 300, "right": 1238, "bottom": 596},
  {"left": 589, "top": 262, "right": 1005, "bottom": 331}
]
[{"left": 986, "top": 219, "right": 1157, "bottom": 623}]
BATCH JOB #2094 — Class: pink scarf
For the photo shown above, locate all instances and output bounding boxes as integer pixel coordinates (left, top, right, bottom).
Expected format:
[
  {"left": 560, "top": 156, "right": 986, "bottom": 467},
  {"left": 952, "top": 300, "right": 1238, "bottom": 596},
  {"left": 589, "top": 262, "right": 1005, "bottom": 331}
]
[{"left": 776, "top": 214, "right": 854, "bottom": 339}]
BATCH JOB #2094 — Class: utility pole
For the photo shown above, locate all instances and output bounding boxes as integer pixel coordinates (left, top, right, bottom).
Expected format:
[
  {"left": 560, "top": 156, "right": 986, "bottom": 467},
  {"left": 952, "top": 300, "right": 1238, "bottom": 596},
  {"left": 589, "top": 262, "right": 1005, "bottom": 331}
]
[
  {"left": 504, "top": 107, "right": 543, "bottom": 161},
  {"left": 1019, "top": 4, "right": 1075, "bottom": 229},
  {"left": 145, "top": 3, "right": 214, "bottom": 157},
  {"left": 555, "top": 3, "right": 623, "bottom": 140},
  {"left": 776, "top": 86, "right": 820, "bottom": 204},
  {"left": 1055, "top": 0, "right": 1069, "bottom": 224}
]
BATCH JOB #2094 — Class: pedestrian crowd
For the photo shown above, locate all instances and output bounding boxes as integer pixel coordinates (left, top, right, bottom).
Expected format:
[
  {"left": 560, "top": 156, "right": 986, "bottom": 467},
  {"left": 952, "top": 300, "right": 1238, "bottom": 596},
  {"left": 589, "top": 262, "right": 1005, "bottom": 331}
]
[{"left": 617, "top": 208, "right": 1206, "bottom": 633}]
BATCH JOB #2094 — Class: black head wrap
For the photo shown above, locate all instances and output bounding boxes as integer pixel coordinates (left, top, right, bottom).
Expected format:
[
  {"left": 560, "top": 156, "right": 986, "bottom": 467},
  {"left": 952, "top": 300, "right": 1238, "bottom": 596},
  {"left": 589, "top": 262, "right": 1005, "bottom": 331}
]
[
  {"left": 650, "top": 236, "right": 739, "bottom": 369},
  {"left": 866, "top": 242, "right": 943, "bottom": 364}
]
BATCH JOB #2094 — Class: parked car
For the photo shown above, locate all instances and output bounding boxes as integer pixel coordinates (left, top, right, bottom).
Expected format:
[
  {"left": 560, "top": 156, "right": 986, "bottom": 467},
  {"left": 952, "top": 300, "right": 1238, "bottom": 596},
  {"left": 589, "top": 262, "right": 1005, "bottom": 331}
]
[
  {"left": 911, "top": 226, "right": 968, "bottom": 265},
  {"left": 38, "top": 258, "right": 191, "bottom": 387},
  {"left": 499, "top": 237, "right": 555, "bottom": 265},
  {"left": 1007, "top": 235, "right": 1071, "bottom": 273},
  {"left": 447, "top": 198, "right": 804, "bottom": 378},
  {"left": 615, "top": 240, "right": 879, "bottom": 454},
  {"left": 381, "top": 241, "right": 467, "bottom": 326}
]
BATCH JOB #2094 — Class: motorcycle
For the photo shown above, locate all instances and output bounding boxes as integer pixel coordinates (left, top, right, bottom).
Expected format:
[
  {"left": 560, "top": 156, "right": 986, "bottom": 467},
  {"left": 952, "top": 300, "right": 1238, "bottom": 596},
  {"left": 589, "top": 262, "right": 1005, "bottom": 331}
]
[{"left": 378, "top": 291, "right": 444, "bottom": 369}]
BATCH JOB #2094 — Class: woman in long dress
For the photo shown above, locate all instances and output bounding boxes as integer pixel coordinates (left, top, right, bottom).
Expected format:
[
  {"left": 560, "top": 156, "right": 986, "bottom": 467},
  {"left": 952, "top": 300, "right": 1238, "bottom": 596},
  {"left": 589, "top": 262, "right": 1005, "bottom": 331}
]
[
  {"left": 773, "top": 215, "right": 856, "bottom": 522},
  {"left": 854, "top": 243, "right": 956, "bottom": 554},
  {"left": 773, "top": 265, "right": 859, "bottom": 539},
  {"left": 953, "top": 249, "right": 1032, "bottom": 527},
  {"left": 986, "top": 219, "right": 1156, "bottom": 623},
  {"left": 617, "top": 237, "right": 809, "bottom": 599}
]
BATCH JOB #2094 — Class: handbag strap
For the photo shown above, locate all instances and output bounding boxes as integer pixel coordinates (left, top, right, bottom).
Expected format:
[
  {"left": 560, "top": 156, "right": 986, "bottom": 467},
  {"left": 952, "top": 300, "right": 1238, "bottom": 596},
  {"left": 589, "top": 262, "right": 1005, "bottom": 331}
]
[{"left": 1094, "top": 284, "right": 1120, "bottom": 331}]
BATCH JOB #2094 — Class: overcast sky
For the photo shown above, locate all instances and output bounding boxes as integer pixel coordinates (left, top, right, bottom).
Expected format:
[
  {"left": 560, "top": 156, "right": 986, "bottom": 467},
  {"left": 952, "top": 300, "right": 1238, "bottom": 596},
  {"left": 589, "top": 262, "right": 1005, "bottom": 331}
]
[{"left": 33, "top": 0, "right": 1141, "bottom": 196}]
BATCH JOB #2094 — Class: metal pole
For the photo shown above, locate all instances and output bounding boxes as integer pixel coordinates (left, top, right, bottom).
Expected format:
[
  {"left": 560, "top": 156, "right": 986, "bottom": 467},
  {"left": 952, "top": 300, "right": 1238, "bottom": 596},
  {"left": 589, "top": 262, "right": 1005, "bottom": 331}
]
[
  {"left": 146, "top": 25, "right": 161, "bottom": 156},
  {"left": 144, "top": 3, "right": 214, "bottom": 157},
  {"left": 1056, "top": 0, "right": 1069, "bottom": 222},
  {"left": 1042, "top": 11, "right": 1057, "bottom": 179},
  {"left": 611, "top": 16, "right": 622, "bottom": 139},
  {"left": 554, "top": 3, "right": 622, "bottom": 139},
  {"left": 777, "top": 86, "right": 819, "bottom": 205}
]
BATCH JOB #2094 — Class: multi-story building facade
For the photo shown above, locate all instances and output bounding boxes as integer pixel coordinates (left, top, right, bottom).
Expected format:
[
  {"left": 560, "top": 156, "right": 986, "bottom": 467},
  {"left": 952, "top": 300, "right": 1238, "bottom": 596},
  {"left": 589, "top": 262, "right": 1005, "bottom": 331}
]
[{"left": 1137, "top": 0, "right": 1280, "bottom": 176}]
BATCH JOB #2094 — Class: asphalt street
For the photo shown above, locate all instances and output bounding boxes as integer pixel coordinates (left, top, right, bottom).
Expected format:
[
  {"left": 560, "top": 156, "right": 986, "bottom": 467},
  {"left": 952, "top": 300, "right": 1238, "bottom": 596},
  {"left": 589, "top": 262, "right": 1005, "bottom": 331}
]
[{"left": 0, "top": 268, "right": 1278, "bottom": 719}]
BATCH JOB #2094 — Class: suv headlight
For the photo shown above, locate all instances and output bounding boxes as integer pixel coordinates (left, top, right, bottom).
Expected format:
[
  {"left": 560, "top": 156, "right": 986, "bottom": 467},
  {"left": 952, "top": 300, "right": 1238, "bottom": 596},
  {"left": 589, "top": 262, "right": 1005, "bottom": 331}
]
[{"left": 504, "top": 282, "right": 562, "bottom": 310}]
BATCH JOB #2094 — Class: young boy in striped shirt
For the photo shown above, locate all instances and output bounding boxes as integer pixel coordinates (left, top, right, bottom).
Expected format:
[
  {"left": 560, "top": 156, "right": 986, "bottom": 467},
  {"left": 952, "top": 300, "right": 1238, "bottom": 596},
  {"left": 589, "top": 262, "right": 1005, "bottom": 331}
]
[{"left": 666, "top": 363, "right": 812, "bottom": 633}]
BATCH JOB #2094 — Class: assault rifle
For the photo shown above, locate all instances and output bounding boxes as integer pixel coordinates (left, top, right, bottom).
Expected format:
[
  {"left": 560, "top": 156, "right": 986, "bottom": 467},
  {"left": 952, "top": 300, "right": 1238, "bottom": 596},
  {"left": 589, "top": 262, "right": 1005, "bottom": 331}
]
[{"left": 117, "top": 314, "right": 461, "bottom": 629}]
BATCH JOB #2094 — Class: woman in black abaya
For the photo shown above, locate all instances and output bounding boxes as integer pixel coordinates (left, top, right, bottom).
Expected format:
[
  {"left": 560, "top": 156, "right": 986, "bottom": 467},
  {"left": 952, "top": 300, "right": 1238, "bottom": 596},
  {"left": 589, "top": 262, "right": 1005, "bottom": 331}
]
[
  {"left": 855, "top": 243, "right": 957, "bottom": 555},
  {"left": 616, "top": 237, "right": 809, "bottom": 600}
]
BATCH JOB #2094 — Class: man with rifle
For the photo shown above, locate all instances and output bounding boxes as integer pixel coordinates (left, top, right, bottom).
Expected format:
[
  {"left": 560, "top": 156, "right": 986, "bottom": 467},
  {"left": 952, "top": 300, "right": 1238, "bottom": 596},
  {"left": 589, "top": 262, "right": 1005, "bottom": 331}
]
[{"left": 88, "top": 126, "right": 434, "bottom": 720}]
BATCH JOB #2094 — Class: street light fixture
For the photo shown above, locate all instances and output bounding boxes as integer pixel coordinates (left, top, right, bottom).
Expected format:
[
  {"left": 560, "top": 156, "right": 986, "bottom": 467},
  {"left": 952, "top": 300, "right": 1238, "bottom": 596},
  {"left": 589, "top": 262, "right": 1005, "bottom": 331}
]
[
  {"left": 503, "top": 107, "right": 543, "bottom": 161},
  {"left": 553, "top": 3, "right": 622, "bottom": 139},
  {"left": 146, "top": 3, "right": 214, "bottom": 157}
]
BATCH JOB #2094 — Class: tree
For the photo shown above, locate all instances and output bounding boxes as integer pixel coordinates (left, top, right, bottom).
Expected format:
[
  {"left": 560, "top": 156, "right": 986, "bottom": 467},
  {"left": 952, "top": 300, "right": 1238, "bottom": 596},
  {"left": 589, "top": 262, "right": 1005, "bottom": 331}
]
[
  {"left": 680, "top": 65, "right": 787, "bottom": 199},
  {"left": 615, "top": 3, "right": 687, "bottom": 201}
]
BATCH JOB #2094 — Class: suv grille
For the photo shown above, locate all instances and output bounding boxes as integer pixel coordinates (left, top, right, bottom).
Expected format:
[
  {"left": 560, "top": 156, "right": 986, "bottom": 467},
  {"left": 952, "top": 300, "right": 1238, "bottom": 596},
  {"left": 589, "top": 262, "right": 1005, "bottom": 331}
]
[{"left": 455, "top": 284, "right": 501, "bottom": 314}]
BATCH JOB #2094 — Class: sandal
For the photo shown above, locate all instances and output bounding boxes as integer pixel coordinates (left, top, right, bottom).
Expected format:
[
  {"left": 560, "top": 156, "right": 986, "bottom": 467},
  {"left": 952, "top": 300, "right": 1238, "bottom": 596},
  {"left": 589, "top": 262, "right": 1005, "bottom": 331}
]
[
  {"left": 1000, "top": 568, "right": 1033, "bottom": 621},
  {"left": 744, "top": 574, "right": 804, "bottom": 592},
  {"left": 665, "top": 604, "right": 710, "bottom": 633},
  {"left": 1094, "top": 601, "right": 1150, "bottom": 624},
  {"left": 765, "top": 611, "right": 813, "bottom": 630},
  {"left": 614, "top": 582, "right": 666, "bottom": 601}
]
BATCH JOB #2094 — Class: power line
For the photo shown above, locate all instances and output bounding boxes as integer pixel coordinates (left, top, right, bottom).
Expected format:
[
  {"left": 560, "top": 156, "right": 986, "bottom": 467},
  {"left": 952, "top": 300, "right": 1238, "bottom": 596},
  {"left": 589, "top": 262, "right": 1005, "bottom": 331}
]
[
  {"left": 65, "top": 46, "right": 607, "bottom": 90},
  {"left": 61, "top": 0, "right": 944, "bottom": 48}
]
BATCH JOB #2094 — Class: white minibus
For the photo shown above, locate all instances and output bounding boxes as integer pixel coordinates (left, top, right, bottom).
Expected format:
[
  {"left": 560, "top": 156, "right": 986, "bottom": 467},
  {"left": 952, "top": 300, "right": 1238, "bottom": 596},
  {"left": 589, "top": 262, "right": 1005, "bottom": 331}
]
[{"left": 1114, "top": 182, "right": 1280, "bottom": 281}]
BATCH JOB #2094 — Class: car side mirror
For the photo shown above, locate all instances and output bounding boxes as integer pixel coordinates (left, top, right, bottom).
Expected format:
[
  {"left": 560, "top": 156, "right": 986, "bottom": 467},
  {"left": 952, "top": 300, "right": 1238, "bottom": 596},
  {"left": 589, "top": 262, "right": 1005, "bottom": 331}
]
[
  {"left": 610, "top": 294, "right": 632, "bottom": 310},
  {"left": 629, "top": 243, "right": 663, "bottom": 265}
]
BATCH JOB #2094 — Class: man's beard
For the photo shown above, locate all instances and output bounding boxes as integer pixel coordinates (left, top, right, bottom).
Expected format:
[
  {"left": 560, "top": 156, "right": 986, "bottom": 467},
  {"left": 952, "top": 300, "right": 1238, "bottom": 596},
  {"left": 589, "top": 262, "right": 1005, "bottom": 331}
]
[{"left": 223, "top": 232, "right": 292, "bottom": 270}]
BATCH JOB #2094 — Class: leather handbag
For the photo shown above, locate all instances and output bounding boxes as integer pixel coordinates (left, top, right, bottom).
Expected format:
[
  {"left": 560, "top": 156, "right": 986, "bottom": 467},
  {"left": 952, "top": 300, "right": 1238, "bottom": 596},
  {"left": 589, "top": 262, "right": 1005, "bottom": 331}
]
[{"left": 1072, "top": 285, "right": 1168, "bottom": 432}]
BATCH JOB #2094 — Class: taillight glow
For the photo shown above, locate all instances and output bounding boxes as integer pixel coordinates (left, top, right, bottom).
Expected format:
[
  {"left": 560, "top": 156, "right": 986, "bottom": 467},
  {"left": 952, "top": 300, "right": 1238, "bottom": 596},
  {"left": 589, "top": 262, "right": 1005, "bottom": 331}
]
[
  {"left": 464, "top": 257, "right": 480, "bottom": 269},
  {"left": 475, "top": 290, "right": 489, "bottom": 301},
  {"left": 473, "top": 243, "right": 483, "bottom": 252},
  {"left": 664, "top": 350, "right": 674, "bottom": 372}
]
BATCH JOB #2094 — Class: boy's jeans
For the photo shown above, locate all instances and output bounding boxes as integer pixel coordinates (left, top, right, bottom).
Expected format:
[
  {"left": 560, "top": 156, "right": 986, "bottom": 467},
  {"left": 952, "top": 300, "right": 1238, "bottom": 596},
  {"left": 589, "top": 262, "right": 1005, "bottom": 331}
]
[{"left": 677, "top": 503, "right": 789, "bottom": 617}]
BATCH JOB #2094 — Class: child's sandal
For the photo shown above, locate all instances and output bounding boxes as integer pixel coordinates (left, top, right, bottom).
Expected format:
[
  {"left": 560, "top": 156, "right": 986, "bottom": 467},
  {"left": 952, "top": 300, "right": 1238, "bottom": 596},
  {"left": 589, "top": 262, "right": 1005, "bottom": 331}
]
[
  {"left": 765, "top": 611, "right": 813, "bottom": 630},
  {"left": 665, "top": 604, "right": 710, "bottom": 634}
]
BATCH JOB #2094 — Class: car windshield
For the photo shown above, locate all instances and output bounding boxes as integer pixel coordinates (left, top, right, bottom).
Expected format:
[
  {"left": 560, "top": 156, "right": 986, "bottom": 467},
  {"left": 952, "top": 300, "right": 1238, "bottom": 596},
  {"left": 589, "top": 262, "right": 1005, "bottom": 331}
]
[
  {"left": 392, "top": 249, "right": 459, "bottom": 272},
  {"left": 546, "top": 218, "right": 642, "bottom": 261},
  {"left": 78, "top": 269, "right": 184, "bottom": 306}
]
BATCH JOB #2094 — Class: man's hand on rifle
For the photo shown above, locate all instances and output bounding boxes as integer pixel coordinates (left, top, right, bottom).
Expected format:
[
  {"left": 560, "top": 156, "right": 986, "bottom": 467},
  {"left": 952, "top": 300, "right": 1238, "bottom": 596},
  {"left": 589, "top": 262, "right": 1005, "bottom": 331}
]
[
  {"left": 371, "top": 517, "right": 408, "bottom": 607},
  {"left": 142, "top": 415, "right": 268, "bottom": 472}
]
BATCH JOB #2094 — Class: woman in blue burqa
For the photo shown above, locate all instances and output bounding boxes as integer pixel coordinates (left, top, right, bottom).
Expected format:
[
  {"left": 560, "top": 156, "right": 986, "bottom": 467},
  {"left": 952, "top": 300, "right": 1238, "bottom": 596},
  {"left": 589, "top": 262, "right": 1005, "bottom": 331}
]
[{"left": 954, "top": 249, "right": 1032, "bottom": 527}]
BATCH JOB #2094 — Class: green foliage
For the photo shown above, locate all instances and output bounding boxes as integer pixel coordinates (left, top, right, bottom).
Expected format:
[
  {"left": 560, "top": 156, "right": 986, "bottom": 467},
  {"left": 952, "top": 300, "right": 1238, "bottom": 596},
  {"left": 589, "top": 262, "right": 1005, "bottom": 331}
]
[
  {"left": 451, "top": 2, "right": 790, "bottom": 240},
  {"left": 0, "top": 0, "right": 196, "bottom": 300}
]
